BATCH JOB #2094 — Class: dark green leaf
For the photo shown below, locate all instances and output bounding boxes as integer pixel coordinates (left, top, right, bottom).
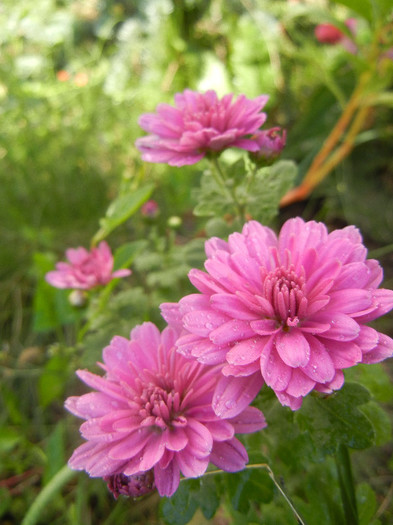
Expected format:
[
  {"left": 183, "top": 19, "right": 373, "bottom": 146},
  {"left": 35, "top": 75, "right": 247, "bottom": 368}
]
[
  {"left": 359, "top": 402, "right": 391, "bottom": 446},
  {"left": 224, "top": 467, "right": 274, "bottom": 513},
  {"left": 295, "top": 383, "right": 375, "bottom": 454},
  {"left": 160, "top": 479, "right": 198, "bottom": 525}
]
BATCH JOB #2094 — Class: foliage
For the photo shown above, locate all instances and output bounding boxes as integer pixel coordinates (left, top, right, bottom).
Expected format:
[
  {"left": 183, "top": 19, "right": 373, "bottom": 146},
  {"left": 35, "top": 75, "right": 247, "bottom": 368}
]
[{"left": 1, "top": 0, "right": 393, "bottom": 524}]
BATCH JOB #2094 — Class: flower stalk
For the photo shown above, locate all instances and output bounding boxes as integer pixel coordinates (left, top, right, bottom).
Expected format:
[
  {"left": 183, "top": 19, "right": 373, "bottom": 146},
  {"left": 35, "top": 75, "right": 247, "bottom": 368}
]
[{"left": 335, "top": 444, "right": 359, "bottom": 525}]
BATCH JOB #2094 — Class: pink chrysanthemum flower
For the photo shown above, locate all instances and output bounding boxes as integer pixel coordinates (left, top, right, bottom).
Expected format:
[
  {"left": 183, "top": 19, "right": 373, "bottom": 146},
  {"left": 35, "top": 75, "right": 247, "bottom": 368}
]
[
  {"left": 65, "top": 322, "right": 266, "bottom": 497},
  {"left": 161, "top": 218, "right": 393, "bottom": 414},
  {"left": 45, "top": 241, "right": 131, "bottom": 290},
  {"left": 251, "top": 127, "right": 287, "bottom": 162},
  {"left": 135, "top": 89, "right": 269, "bottom": 166}
]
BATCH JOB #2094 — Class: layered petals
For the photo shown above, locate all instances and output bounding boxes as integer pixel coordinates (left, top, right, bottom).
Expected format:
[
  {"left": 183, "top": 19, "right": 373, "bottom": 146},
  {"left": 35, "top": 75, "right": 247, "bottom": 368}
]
[
  {"left": 161, "top": 218, "right": 393, "bottom": 411},
  {"left": 66, "top": 322, "right": 266, "bottom": 498},
  {"left": 136, "top": 89, "right": 269, "bottom": 166}
]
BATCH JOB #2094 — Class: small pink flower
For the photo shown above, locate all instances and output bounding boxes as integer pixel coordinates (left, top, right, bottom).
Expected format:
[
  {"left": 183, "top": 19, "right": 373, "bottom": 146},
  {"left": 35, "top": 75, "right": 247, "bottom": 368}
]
[
  {"left": 251, "top": 127, "right": 286, "bottom": 162},
  {"left": 141, "top": 199, "right": 160, "bottom": 218},
  {"left": 65, "top": 322, "right": 266, "bottom": 497},
  {"left": 46, "top": 241, "right": 131, "bottom": 290},
  {"left": 315, "top": 19, "right": 357, "bottom": 54},
  {"left": 135, "top": 90, "right": 269, "bottom": 166},
  {"left": 161, "top": 218, "right": 393, "bottom": 414}
]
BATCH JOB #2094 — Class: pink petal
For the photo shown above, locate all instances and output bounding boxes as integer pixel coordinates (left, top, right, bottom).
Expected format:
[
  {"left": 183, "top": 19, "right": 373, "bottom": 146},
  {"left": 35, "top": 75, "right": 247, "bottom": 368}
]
[
  {"left": 210, "top": 319, "right": 255, "bottom": 345},
  {"left": 322, "top": 340, "right": 362, "bottom": 369},
  {"left": 205, "top": 420, "right": 235, "bottom": 441},
  {"left": 229, "top": 406, "right": 267, "bottom": 433},
  {"left": 300, "top": 335, "right": 335, "bottom": 382},
  {"left": 154, "top": 460, "right": 180, "bottom": 497},
  {"left": 259, "top": 342, "right": 292, "bottom": 392},
  {"left": 213, "top": 373, "right": 263, "bottom": 418},
  {"left": 176, "top": 451, "right": 209, "bottom": 478},
  {"left": 315, "top": 312, "right": 360, "bottom": 341},
  {"left": 275, "top": 329, "right": 310, "bottom": 368},
  {"left": 210, "top": 438, "right": 248, "bottom": 472},
  {"left": 210, "top": 293, "right": 258, "bottom": 320},
  {"left": 250, "top": 319, "right": 280, "bottom": 335},
  {"left": 362, "top": 333, "right": 393, "bottom": 364},
  {"left": 285, "top": 368, "right": 315, "bottom": 397},
  {"left": 185, "top": 418, "right": 213, "bottom": 457},
  {"left": 182, "top": 309, "right": 229, "bottom": 337},
  {"left": 164, "top": 428, "right": 188, "bottom": 451},
  {"left": 108, "top": 430, "right": 152, "bottom": 460},
  {"left": 226, "top": 336, "right": 267, "bottom": 365}
]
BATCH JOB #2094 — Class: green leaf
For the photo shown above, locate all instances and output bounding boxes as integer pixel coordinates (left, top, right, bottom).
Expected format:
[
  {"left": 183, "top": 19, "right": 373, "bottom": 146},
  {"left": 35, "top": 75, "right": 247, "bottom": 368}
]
[
  {"left": 295, "top": 383, "right": 375, "bottom": 454},
  {"left": 191, "top": 477, "right": 220, "bottom": 520},
  {"left": 224, "top": 467, "right": 274, "bottom": 513},
  {"left": 345, "top": 363, "right": 393, "bottom": 402},
  {"left": 330, "top": 0, "right": 374, "bottom": 22},
  {"left": 356, "top": 483, "right": 379, "bottom": 525},
  {"left": 93, "top": 184, "right": 154, "bottom": 244},
  {"left": 160, "top": 479, "right": 198, "bottom": 525},
  {"left": 193, "top": 169, "right": 234, "bottom": 218},
  {"left": 38, "top": 352, "right": 70, "bottom": 408},
  {"left": 360, "top": 402, "right": 392, "bottom": 446},
  {"left": 240, "top": 160, "right": 297, "bottom": 225},
  {"left": 113, "top": 240, "right": 148, "bottom": 272}
]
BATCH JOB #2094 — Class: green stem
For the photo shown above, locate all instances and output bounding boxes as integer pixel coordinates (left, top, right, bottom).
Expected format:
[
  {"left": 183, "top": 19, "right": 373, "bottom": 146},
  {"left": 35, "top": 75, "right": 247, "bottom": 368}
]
[
  {"left": 335, "top": 443, "right": 359, "bottom": 525},
  {"left": 21, "top": 465, "right": 76, "bottom": 525},
  {"left": 209, "top": 156, "right": 244, "bottom": 221}
]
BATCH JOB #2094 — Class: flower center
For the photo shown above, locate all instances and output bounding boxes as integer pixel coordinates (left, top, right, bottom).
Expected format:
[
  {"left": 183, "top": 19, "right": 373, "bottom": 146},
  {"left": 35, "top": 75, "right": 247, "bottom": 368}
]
[
  {"left": 139, "top": 381, "right": 183, "bottom": 431},
  {"left": 263, "top": 265, "right": 307, "bottom": 328}
]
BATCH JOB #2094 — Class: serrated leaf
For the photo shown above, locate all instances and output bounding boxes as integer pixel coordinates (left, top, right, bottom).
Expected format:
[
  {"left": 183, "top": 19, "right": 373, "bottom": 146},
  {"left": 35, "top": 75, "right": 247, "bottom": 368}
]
[
  {"left": 93, "top": 184, "right": 154, "bottom": 243},
  {"left": 242, "top": 160, "right": 297, "bottom": 224},
  {"left": 160, "top": 479, "right": 198, "bottom": 525},
  {"left": 193, "top": 170, "right": 233, "bottom": 218},
  {"left": 191, "top": 477, "right": 220, "bottom": 519},
  {"left": 295, "top": 383, "right": 375, "bottom": 454}
]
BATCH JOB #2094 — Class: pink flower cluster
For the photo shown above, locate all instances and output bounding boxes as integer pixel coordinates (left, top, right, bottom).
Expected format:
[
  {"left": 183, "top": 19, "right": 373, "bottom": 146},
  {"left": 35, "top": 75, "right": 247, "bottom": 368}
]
[
  {"left": 136, "top": 90, "right": 285, "bottom": 166},
  {"left": 161, "top": 218, "right": 393, "bottom": 412},
  {"left": 46, "top": 241, "right": 131, "bottom": 290},
  {"left": 66, "top": 323, "right": 266, "bottom": 497}
]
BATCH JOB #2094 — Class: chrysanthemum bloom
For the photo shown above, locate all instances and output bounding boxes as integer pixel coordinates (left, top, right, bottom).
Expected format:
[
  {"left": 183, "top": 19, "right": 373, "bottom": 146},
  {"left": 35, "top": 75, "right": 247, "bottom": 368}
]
[
  {"left": 251, "top": 127, "right": 287, "bottom": 162},
  {"left": 65, "top": 322, "right": 266, "bottom": 497},
  {"left": 46, "top": 241, "right": 131, "bottom": 290},
  {"left": 161, "top": 218, "right": 393, "bottom": 414},
  {"left": 135, "top": 89, "right": 269, "bottom": 166},
  {"left": 315, "top": 19, "right": 357, "bottom": 54}
]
